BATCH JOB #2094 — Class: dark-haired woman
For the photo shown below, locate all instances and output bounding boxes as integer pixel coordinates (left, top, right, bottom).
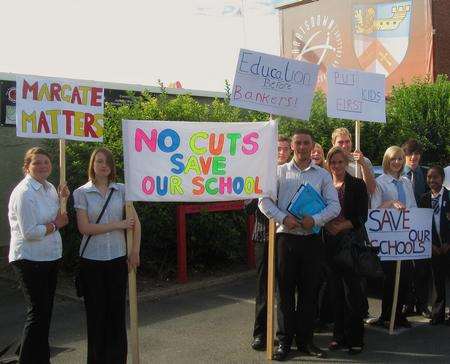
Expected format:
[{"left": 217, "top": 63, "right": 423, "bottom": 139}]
[
  {"left": 8, "top": 147, "right": 69, "bottom": 364},
  {"left": 73, "top": 147, "right": 141, "bottom": 364}
]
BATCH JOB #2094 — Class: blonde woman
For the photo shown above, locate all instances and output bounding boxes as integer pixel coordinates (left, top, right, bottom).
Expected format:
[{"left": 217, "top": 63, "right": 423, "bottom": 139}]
[
  {"left": 73, "top": 147, "right": 141, "bottom": 364},
  {"left": 311, "top": 142, "right": 325, "bottom": 168},
  {"left": 371, "top": 146, "right": 416, "bottom": 329}
]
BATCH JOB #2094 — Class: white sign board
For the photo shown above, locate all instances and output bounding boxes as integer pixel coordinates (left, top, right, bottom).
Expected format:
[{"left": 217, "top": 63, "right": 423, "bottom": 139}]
[
  {"left": 16, "top": 75, "right": 104, "bottom": 141},
  {"left": 365, "top": 208, "right": 433, "bottom": 261},
  {"left": 327, "top": 67, "right": 386, "bottom": 123},
  {"left": 122, "top": 120, "right": 278, "bottom": 202},
  {"left": 230, "top": 49, "right": 319, "bottom": 120}
]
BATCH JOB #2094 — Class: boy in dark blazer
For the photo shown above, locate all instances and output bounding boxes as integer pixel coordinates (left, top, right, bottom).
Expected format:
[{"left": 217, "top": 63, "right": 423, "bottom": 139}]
[{"left": 419, "top": 166, "right": 450, "bottom": 325}]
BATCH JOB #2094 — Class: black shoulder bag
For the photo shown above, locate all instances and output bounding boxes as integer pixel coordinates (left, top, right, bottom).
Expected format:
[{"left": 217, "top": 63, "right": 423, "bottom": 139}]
[{"left": 75, "top": 189, "right": 114, "bottom": 297}]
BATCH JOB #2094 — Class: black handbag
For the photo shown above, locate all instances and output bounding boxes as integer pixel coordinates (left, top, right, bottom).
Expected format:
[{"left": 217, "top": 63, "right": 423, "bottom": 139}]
[
  {"left": 74, "top": 189, "right": 114, "bottom": 297},
  {"left": 333, "top": 226, "right": 384, "bottom": 279}
]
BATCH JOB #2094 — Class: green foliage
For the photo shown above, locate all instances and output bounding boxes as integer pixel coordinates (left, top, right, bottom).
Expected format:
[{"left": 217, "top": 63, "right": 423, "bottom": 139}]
[{"left": 52, "top": 76, "right": 449, "bottom": 278}]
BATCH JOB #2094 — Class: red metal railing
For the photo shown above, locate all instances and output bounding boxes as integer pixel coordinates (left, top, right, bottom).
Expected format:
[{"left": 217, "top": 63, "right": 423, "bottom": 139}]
[{"left": 176, "top": 201, "right": 255, "bottom": 283}]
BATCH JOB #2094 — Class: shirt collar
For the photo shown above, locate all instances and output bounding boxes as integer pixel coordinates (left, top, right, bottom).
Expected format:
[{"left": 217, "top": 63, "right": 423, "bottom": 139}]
[
  {"left": 25, "top": 174, "right": 48, "bottom": 191},
  {"left": 85, "top": 180, "right": 120, "bottom": 193},
  {"left": 289, "top": 159, "right": 318, "bottom": 172},
  {"left": 431, "top": 187, "right": 444, "bottom": 199}
]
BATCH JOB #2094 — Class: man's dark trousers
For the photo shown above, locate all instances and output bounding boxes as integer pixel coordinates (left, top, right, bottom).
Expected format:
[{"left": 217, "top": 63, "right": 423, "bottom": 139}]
[
  {"left": 276, "top": 233, "right": 321, "bottom": 346},
  {"left": 253, "top": 240, "right": 268, "bottom": 339}
]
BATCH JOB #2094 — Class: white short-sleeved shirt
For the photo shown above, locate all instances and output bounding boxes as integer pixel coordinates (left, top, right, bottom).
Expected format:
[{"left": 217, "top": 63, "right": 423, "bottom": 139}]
[
  {"left": 73, "top": 181, "right": 127, "bottom": 261},
  {"left": 8, "top": 175, "right": 62, "bottom": 262},
  {"left": 371, "top": 173, "right": 417, "bottom": 209},
  {"left": 347, "top": 156, "right": 374, "bottom": 178}
]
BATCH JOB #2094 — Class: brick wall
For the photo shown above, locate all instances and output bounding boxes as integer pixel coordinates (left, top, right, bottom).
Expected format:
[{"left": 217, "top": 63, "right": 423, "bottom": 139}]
[{"left": 432, "top": 0, "right": 450, "bottom": 78}]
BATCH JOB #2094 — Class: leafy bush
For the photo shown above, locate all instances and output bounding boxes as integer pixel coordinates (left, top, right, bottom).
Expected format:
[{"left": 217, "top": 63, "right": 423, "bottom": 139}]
[{"left": 49, "top": 76, "right": 449, "bottom": 278}]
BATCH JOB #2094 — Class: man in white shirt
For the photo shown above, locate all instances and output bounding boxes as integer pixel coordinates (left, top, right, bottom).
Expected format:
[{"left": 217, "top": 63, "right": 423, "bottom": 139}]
[
  {"left": 331, "top": 128, "right": 376, "bottom": 195},
  {"left": 260, "top": 129, "right": 340, "bottom": 361}
]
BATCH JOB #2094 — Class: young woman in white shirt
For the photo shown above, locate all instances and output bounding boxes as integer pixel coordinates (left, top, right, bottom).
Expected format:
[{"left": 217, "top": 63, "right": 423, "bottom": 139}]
[
  {"left": 371, "top": 146, "right": 417, "bottom": 329},
  {"left": 73, "top": 147, "right": 141, "bottom": 364},
  {"left": 8, "top": 147, "right": 69, "bottom": 364}
]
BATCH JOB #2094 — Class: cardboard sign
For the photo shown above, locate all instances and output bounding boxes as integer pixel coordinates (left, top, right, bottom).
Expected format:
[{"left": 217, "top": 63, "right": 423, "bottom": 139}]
[
  {"left": 327, "top": 67, "right": 386, "bottom": 122},
  {"left": 230, "top": 49, "right": 319, "bottom": 120},
  {"left": 365, "top": 208, "right": 433, "bottom": 261},
  {"left": 122, "top": 120, "right": 278, "bottom": 202},
  {"left": 16, "top": 75, "right": 104, "bottom": 141}
]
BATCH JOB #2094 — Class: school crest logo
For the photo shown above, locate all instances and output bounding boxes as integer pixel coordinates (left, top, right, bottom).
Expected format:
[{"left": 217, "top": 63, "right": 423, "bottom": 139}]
[
  {"left": 291, "top": 14, "right": 343, "bottom": 83},
  {"left": 353, "top": 1, "right": 412, "bottom": 76}
]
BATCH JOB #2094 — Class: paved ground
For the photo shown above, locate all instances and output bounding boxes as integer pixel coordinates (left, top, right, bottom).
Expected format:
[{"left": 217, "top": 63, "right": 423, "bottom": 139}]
[{"left": 1, "top": 276, "right": 450, "bottom": 363}]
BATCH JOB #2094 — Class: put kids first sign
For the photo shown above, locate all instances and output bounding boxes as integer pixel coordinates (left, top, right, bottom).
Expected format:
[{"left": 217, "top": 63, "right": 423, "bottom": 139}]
[
  {"left": 231, "top": 49, "right": 319, "bottom": 120},
  {"left": 327, "top": 67, "right": 386, "bottom": 123},
  {"left": 16, "top": 75, "right": 104, "bottom": 141},
  {"left": 122, "top": 120, "right": 278, "bottom": 202}
]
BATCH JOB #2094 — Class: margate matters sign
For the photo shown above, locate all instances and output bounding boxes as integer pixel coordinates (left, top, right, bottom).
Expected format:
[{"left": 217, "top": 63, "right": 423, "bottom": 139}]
[{"left": 278, "top": 0, "right": 433, "bottom": 92}]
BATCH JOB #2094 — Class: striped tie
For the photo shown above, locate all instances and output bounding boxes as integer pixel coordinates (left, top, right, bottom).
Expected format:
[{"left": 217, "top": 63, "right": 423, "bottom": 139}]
[{"left": 431, "top": 196, "right": 440, "bottom": 216}]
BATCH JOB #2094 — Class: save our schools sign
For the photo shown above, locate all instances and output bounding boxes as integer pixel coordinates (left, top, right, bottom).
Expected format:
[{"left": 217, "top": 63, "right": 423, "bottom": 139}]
[
  {"left": 230, "top": 49, "right": 319, "bottom": 120},
  {"left": 16, "top": 75, "right": 104, "bottom": 141},
  {"left": 327, "top": 67, "right": 386, "bottom": 123},
  {"left": 122, "top": 120, "right": 278, "bottom": 202},
  {"left": 365, "top": 208, "right": 433, "bottom": 261}
]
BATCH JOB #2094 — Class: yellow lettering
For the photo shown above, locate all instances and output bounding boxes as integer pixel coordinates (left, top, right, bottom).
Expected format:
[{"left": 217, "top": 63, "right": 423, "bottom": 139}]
[
  {"left": 78, "top": 86, "right": 90, "bottom": 105},
  {"left": 73, "top": 111, "right": 84, "bottom": 137},
  {"left": 21, "top": 111, "right": 37, "bottom": 133},
  {"left": 37, "top": 83, "right": 51, "bottom": 101},
  {"left": 45, "top": 110, "right": 60, "bottom": 134},
  {"left": 94, "top": 114, "right": 104, "bottom": 137},
  {"left": 61, "top": 84, "right": 71, "bottom": 103}
]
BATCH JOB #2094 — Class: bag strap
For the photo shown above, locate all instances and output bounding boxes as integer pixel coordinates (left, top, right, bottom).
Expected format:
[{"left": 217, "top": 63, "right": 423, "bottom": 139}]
[{"left": 80, "top": 188, "right": 115, "bottom": 258}]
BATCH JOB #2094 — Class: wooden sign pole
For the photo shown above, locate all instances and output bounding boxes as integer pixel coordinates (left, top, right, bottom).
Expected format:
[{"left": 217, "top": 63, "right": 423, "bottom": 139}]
[
  {"left": 266, "top": 218, "right": 276, "bottom": 360},
  {"left": 59, "top": 139, "right": 67, "bottom": 213},
  {"left": 126, "top": 202, "right": 140, "bottom": 363},
  {"left": 354, "top": 121, "right": 361, "bottom": 178},
  {"left": 389, "top": 260, "right": 402, "bottom": 335}
]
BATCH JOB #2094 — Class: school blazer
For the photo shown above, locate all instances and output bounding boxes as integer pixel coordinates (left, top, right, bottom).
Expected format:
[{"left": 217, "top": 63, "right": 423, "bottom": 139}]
[
  {"left": 419, "top": 187, "right": 450, "bottom": 246},
  {"left": 343, "top": 172, "right": 369, "bottom": 230}
]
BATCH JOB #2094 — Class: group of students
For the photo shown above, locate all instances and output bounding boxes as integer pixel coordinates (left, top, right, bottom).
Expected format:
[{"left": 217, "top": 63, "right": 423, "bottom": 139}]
[
  {"left": 8, "top": 147, "right": 141, "bottom": 364},
  {"left": 248, "top": 128, "right": 449, "bottom": 361}
]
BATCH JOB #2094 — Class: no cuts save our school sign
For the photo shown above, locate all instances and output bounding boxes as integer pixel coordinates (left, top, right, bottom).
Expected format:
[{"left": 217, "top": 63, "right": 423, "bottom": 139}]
[
  {"left": 16, "top": 75, "right": 104, "bottom": 142},
  {"left": 122, "top": 120, "right": 278, "bottom": 202}
]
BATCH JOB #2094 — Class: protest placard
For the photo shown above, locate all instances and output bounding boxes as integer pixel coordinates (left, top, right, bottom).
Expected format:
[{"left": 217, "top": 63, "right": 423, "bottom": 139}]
[
  {"left": 16, "top": 75, "right": 104, "bottom": 141},
  {"left": 365, "top": 208, "right": 433, "bottom": 261},
  {"left": 122, "top": 120, "right": 278, "bottom": 202},
  {"left": 327, "top": 67, "right": 386, "bottom": 122},
  {"left": 230, "top": 49, "right": 319, "bottom": 120}
]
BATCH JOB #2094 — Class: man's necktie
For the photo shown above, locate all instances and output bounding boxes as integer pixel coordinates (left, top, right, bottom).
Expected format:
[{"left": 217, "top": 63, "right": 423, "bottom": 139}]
[{"left": 392, "top": 179, "right": 406, "bottom": 205}]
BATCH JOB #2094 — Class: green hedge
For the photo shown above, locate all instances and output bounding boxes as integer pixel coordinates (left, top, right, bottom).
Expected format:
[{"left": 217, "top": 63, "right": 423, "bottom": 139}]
[{"left": 49, "top": 76, "right": 449, "bottom": 278}]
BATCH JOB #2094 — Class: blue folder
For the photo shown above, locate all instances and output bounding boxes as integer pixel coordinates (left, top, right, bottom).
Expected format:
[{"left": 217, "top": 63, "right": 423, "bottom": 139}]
[{"left": 287, "top": 183, "right": 326, "bottom": 234}]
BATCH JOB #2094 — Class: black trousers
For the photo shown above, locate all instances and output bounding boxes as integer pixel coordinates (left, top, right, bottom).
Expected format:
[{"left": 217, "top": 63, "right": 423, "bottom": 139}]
[
  {"left": 329, "top": 268, "right": 365, "bottom": 347},
  {"left": 380, "top": 260, "right": 412, "bottom": 322},
  {"left": 405, "top": 259, "right": 431, "bottom": 311},
  {"left": 430, "top": 251, "right": 450, "bottom": 321},
  {"left": 12, "top": 259, "right": 59, "bottom": 364},
  {"left": 253, "top": 240, "right": 268, "bottom": 339},
  {"left": 276, "top": 233, "right": 321, "bottom": 346},
  {"left": 80, "top": 256, "right": 128, "bottom": 364}
]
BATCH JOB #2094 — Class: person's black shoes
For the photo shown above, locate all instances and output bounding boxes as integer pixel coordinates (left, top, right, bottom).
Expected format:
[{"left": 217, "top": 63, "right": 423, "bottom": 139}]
[
  {"left": 298, "top": 343, "right": 327, "bottom": 358},
  {"left": 251, "top": 337, "right": 266, "bottom": 351},
  {"left": 273, "top": 344, "right": 290, "bottom": 361}
]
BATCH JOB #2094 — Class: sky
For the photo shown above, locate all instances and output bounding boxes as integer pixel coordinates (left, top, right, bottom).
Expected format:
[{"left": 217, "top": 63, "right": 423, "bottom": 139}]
[{"left": 1, "top": 0, "right": 285, "bottom": 92}]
